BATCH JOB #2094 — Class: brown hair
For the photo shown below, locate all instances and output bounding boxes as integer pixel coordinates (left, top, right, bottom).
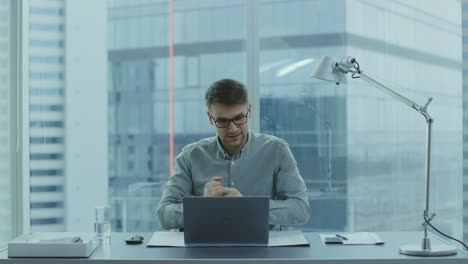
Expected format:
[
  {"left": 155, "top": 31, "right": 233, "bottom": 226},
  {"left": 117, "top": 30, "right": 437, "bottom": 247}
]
[{"left": 205, "top": 79, "right": 248, "bottom": 109}]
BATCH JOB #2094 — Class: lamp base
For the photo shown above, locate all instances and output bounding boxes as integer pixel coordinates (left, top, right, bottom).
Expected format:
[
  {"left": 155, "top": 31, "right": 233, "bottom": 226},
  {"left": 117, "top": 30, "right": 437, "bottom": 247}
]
[{"left": 399, "top": 243, "right": 457, "bottom": 256}]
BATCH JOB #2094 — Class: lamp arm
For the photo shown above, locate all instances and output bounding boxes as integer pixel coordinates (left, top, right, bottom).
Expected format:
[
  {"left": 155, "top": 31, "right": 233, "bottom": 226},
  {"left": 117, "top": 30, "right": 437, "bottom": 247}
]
[
  {"left": 359, "top": 71, "right": 432, "bottom": 117},
  {"left": 333, "top": 56, "right": 433, "bottom": 121},
  {"left": 359, "top": 71, "right": 434, "bottom": 244}
]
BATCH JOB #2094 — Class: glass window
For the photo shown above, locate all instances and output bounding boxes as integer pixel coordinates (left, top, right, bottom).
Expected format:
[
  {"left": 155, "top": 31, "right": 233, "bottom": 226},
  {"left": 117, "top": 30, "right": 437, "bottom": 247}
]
[
  {"left": 108, "top": 0, "right": 246, "bottom": 232},
  {"left": 259, "top": 0, "right": 463, "bottom": 240},
  {"left": 25, "top": 0, "right": 466, "bottom": 246},
  {"left": 462, "top": 0, "right": 468, "bottom": 244},
  {"left": 0, "top": 0, "right": 11, "bottom": 248}
]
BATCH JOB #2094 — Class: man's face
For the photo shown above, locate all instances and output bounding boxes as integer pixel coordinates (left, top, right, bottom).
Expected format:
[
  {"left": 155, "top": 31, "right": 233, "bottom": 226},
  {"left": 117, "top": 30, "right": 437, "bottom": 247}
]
[{"left": 208, "top": 103, "right": 251, "bottom": 153}]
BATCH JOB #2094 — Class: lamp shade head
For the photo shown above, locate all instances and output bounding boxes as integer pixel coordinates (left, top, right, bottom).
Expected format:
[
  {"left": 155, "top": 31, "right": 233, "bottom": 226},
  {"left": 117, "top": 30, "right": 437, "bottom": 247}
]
[{"left": 311, "top": 56, "right": 347, "bottom": 84}]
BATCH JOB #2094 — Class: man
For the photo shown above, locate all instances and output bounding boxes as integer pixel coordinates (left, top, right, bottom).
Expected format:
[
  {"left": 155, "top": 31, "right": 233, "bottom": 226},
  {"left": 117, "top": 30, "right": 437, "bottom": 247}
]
[{"left": 157, "top": 79, "right": 310, "bottom": 230}]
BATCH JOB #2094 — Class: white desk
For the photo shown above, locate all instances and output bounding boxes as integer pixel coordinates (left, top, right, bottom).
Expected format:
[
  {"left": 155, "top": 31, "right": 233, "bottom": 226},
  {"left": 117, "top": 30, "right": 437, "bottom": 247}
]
[{"left": 1, "top": 232, "right": 467, "bottom": 264}]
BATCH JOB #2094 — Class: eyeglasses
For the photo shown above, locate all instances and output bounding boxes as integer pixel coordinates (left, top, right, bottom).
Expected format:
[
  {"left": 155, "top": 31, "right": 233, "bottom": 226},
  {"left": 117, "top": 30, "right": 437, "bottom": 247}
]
[{"left": 210, "top": 112, "right": 249, "bottom": 128}]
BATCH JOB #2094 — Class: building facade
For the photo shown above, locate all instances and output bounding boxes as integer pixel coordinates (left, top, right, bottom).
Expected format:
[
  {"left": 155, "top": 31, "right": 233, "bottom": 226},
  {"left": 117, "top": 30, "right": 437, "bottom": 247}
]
[{"left": 29, "top": 0, "right": 66, "bottom": 231}]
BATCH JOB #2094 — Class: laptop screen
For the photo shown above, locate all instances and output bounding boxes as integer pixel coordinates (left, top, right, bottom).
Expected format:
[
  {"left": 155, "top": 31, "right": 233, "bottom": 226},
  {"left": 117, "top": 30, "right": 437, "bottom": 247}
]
[{"left": 183, "top": 196, "right": 269, "bottom": 247}]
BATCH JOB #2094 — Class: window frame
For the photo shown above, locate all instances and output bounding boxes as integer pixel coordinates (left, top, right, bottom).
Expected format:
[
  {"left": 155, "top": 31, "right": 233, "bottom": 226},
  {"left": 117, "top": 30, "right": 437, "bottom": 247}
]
[
  {"left": 246, "top": 0, "right": 260, "bottom": 131},
  {"left": 10, "top": 0, "right": 30, "bottom": 240}
]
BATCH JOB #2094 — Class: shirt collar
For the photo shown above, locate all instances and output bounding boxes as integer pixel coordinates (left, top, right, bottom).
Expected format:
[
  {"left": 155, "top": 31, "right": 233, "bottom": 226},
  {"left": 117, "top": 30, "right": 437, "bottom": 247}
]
[{"left": 216, "top": 131, "right": 252, "bottom": 160}]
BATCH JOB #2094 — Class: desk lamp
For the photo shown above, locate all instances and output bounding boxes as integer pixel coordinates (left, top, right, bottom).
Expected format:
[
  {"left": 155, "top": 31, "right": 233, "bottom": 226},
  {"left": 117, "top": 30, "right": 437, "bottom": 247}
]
[{"left": 311, "top": 56, "right": 457, "bottom": 256}]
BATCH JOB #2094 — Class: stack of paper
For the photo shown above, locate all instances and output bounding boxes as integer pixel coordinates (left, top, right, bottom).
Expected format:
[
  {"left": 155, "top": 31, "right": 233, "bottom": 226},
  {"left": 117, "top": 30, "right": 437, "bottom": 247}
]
[{"left": 8, "top": 232, "right": 97, "bottom": 258}]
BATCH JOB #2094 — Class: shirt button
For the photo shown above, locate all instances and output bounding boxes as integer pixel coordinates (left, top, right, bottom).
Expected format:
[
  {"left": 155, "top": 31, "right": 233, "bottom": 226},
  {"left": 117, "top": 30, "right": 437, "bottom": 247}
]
[
  {"left": 231, "top": 161, "right": 235, "bottom": 165},
  {"left": 231, "top": 182, "right": 235, "bottom": 186}
]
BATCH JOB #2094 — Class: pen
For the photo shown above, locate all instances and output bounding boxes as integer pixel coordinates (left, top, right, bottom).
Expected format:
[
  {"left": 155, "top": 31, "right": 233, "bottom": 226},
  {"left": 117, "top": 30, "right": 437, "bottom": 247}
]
[
  {"left": 335, "top": 234, "right": 348, "bottom": 241},
  {"left": 72, "top": 236, "right": 83, "bottom": 243}
]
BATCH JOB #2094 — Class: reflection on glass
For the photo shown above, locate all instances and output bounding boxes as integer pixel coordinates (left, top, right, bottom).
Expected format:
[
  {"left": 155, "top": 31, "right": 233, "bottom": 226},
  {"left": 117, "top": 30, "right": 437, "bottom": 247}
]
[
  {"left": 108, "top": 0, "right": 246, "bottom": 231},
  {"left": 259, "top": 0, "right": 462, "bottom": 236}
]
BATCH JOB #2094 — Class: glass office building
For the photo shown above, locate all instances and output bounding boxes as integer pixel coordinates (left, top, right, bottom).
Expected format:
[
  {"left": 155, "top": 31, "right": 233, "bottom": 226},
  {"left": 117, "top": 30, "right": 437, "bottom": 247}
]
[
  {"left": 28, "top": 0, "right": 107, "bottom": 232},
  {"left": 20, "top": 0, "right": 466, "bottom": 247},
  {"left": 28, "top": 0, "right": 66, "bottom": 231}
]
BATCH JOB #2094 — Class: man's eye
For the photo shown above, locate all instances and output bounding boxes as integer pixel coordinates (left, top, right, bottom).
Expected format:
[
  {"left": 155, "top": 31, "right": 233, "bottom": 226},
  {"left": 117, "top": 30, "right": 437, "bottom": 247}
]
[{"left": 234, "top": 116, "right": 244, "bottom": 121}]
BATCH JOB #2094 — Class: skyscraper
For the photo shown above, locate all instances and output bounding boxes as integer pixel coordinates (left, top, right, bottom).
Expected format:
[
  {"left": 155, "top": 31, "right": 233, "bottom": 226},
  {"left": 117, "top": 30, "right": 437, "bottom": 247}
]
[
  {"left": 28, "top": 0, "right": 108, "bottom": 233},
  {"left": 28, "top": 0, "right": 66, "bottom": 232}
]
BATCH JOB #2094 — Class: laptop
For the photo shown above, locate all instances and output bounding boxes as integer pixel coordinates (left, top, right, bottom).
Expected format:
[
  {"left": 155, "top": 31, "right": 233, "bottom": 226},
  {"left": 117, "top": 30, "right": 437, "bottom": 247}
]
[{"left": 183, "top": 196, "right": 269, "bottom": 247}]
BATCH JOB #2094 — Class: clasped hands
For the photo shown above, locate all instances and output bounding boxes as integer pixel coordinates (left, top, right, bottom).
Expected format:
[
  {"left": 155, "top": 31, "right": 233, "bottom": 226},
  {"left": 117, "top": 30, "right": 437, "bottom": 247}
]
[{"left": 203, "top": 176, "right": 243, "bottom": 197}]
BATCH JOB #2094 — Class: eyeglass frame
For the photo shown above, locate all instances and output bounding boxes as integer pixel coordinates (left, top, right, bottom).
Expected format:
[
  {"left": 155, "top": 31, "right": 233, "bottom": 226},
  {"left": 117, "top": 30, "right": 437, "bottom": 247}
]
[{"left": 209, "top": 111, "right": 249, "bottom": 128}]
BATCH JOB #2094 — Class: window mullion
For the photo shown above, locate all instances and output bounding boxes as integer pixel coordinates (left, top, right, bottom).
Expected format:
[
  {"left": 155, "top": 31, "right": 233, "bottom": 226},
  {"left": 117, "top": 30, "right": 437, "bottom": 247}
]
[{"left": 246, "top": 0, "right": 260, "bottom": 132}]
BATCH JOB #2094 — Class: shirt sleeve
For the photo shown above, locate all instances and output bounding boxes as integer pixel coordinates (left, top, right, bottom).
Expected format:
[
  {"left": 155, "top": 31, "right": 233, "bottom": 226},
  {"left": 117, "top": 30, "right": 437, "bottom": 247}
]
[
  {"left": 156, "top": 150, "right": 193, "bottom": 230},
  {"left": 269, "top": 141, "right": 311, "bottom": 226}
]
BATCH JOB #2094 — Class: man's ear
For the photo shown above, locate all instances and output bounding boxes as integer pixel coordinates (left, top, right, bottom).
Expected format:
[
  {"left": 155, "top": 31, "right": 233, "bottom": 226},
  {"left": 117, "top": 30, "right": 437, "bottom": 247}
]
[
  {"left": 247, "top": 104, "right": 252, "bottom": 118},
  {"left": 207, "top": 111, "right": 214, "bottom": 125}
]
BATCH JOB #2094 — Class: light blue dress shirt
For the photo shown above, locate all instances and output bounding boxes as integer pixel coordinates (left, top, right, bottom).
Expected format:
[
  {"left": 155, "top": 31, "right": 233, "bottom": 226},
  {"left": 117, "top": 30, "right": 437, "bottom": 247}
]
[{"left": 157, "top": 131, "right": 310, "bottom": 230}]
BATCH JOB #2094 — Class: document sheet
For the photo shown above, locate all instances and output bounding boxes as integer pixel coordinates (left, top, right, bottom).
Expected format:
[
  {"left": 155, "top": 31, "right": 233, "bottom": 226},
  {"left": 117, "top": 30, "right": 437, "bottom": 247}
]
[
  {"left": 147, "top": 230, "right": 309, "bottom": 247},
  {"left": 320, "top": 232, "right": 385, "bottom": 245}
]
